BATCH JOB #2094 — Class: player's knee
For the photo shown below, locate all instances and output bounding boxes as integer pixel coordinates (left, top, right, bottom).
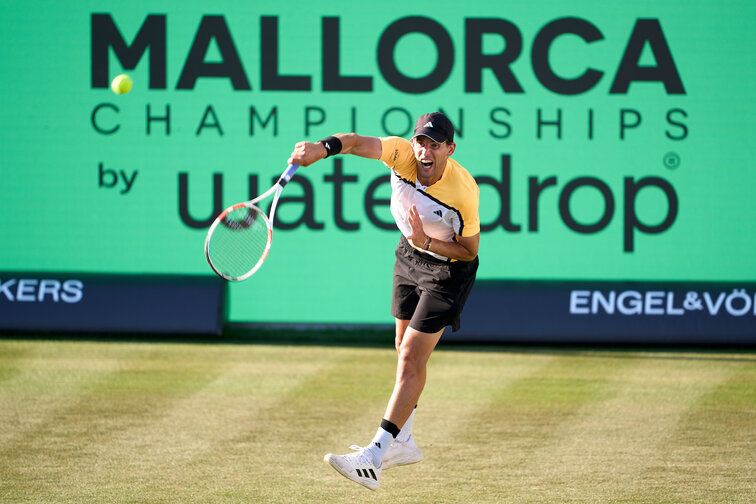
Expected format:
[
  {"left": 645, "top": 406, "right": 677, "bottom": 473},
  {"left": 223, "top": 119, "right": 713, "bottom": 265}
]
[{"left": 396, "top": 348, "right": 424, "bottom": 380}]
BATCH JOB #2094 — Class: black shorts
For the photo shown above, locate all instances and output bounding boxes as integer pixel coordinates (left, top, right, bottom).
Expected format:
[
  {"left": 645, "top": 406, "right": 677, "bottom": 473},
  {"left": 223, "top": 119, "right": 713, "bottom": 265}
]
[{"left": 391, "top": 235, "right": 479, "bottom": 333}]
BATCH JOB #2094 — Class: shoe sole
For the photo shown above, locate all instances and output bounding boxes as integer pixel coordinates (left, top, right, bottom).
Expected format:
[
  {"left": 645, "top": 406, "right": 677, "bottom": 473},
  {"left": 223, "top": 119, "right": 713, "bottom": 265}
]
[{"left": 324, "top": 454, "right": 379, "bottom": 491}]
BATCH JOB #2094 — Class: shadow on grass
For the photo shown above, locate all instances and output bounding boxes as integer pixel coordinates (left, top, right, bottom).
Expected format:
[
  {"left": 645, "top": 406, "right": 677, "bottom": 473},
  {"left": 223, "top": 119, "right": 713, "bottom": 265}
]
[
  {"left": 0, "top": 326, "right": 396, "bottom": 349},
  {"left": 1, "top": 326, "right": 755, "bottom": 363}
]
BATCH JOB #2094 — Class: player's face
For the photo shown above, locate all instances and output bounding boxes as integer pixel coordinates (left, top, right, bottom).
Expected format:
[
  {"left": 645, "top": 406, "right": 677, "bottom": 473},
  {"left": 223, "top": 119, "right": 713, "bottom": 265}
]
[{"left": 411, "top": 136, "right": 456, "bottom": 185}]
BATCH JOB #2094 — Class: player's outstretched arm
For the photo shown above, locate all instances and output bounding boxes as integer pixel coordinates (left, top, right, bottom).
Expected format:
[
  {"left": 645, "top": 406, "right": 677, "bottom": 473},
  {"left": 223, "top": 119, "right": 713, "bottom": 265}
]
[{"left": 288, "top": 133, "right": 382, "bottom": 167}]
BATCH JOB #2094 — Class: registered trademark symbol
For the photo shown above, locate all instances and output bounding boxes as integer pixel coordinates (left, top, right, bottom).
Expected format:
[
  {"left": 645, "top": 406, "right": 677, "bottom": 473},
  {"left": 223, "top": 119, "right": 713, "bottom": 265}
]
[{"left": 663, "top": 152, "right": 680, "bottom": 169}]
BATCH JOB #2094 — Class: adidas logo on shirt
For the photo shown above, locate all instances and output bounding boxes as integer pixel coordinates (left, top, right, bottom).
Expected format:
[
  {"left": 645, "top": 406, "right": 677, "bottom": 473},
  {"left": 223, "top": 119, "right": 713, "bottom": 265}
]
[{"left": 434, "top": 210, "right": 443, "bottom": 217}]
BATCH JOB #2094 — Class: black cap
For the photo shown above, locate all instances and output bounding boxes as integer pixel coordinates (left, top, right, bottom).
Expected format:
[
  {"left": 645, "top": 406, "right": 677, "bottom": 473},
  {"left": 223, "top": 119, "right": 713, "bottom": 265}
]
[{"left": 412, "top": 112, "right": 454, "bottom": 144}]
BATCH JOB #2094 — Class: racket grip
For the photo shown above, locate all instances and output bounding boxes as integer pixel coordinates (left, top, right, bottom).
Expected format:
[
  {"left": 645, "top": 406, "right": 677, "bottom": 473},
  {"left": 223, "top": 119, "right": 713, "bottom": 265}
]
[{"left": 278, "top": 164, "right": 300, "bottom": 187}]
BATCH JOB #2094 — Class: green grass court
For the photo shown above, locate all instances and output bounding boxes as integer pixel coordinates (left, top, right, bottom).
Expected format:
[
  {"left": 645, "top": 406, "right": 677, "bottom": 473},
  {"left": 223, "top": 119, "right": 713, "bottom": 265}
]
[{"left": 1, "top": 333, "right": 754, "bottom": 503}]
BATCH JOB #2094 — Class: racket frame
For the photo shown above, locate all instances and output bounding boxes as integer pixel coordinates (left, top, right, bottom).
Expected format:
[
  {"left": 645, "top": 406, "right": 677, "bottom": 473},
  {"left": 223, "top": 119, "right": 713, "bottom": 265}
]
[{"left": 204, "top": 164, "right": 299, "bottom": 281}]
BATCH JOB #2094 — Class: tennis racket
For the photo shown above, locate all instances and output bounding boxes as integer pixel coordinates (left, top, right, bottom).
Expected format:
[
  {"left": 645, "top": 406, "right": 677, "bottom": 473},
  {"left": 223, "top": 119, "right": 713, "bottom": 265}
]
[{"left": 204, "top": 163, "right": 300, "bottom": 281}]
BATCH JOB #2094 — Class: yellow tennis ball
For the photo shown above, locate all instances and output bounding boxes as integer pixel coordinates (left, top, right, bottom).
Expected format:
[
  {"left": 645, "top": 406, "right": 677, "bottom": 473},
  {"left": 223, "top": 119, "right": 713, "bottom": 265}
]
[{"left": 111, "top": 74, "right": 133, "bottom": 95}]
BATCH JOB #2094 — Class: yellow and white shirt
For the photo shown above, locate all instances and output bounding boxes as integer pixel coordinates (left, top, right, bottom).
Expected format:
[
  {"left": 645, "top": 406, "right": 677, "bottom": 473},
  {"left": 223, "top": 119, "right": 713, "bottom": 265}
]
[{"left": 380, "top": 136, "right": 480, "bottom": 261}]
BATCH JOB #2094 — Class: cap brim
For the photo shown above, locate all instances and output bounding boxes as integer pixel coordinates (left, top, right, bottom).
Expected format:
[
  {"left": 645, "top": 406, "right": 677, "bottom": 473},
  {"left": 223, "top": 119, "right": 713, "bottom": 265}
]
[{"left": 412, "top": 128, "right": 447, "bottom": 143}]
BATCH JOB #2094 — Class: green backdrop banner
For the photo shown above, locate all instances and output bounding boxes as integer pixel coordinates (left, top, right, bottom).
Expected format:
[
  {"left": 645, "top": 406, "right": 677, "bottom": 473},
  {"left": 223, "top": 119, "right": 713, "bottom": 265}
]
[{"left": 1, "top": 1, "right": 755, "bottom": 324}]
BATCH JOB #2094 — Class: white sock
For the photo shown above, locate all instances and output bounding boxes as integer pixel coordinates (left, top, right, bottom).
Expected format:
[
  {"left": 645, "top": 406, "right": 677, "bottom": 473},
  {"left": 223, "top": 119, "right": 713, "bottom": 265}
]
[
  {"left": 366, "top": 427, "right": 394, "bottom": 467},
  {"left": 396, "top": 407, "right": 416, "bottom": 443}
]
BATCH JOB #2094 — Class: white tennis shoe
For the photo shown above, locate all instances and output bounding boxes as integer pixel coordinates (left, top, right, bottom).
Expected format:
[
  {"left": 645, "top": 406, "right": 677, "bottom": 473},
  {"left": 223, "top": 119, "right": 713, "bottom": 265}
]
[
  {"left": 382, "top": 435, "right": 424, "bottom": 469},
  {"left": 324, "top": 446, "right": 382, "bottom": 491}
]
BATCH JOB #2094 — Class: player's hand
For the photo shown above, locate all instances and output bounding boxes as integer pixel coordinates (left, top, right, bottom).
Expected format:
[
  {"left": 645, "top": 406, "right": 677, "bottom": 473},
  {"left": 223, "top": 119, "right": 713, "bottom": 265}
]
[
  {"left": 408, "top": 205, "right": 428, "bottom": 248},
  {"left": 288, "top": 141, "right": 327, "bottom": 167}
]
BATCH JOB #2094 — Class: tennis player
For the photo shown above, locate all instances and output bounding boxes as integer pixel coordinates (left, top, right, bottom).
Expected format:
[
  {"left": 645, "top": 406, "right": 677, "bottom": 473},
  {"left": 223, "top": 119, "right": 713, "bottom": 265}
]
[{"left": 288, "top": 112, "right": 480, "bottom": 490}]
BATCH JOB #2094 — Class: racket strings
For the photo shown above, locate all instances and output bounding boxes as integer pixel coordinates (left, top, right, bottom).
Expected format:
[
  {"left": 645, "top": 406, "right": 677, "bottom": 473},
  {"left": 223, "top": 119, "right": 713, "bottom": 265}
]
[{"left": 207, "top": 206, "right": 270, "bottom": 279}]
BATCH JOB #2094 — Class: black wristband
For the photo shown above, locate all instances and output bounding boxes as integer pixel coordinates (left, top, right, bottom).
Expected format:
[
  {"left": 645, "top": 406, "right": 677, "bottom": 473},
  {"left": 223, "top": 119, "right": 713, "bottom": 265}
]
[{"left": 319, "top": 136, "right": 342, "bottom": 158}]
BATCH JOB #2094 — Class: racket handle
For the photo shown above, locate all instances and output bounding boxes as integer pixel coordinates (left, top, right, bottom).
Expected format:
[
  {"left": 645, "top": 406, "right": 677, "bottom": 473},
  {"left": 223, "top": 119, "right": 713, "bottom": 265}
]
[{"left": 278, "top": 164, "right": 300, "bottom": 187}]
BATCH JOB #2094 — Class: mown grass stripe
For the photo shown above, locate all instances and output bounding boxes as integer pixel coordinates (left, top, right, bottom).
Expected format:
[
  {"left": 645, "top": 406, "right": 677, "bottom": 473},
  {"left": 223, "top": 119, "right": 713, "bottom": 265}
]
[
  {"left": 410, "top": 350, "right": 636, "bottom": 503},
  {"left": 1, "top": 340, "right": 752, "bottom": 504},
  {"left": 0, "top": 341, "right": 237, "bottom": 503},
  {"left": 0, "top": 341, "right": 130, "bottom": 452},
  {"left": 67, "top": 345, "right": 394, "bottom": 504},
  {"left": 201, "top": 346, "right": 398, "bottom": 503},
  {"left": 0, "top": 341, "right": 36, "bottom": 387},
  {"left": 518, "top": 354, "right": 745, "bottom": 504},
  {"left": 630, "top": 361, "right": 756, "bottom": 503}
]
